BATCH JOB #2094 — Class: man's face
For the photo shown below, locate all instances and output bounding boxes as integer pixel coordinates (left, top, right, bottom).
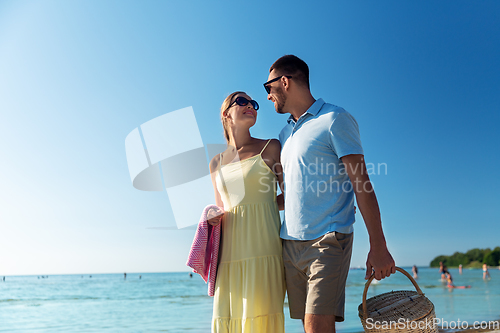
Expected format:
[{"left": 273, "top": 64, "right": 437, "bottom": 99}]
[
  {"left": 266, "top": 70, "right": 288, "bottom": 114},
  {"left": 271, "top": 85, "right": 287, "bottom": 114}
]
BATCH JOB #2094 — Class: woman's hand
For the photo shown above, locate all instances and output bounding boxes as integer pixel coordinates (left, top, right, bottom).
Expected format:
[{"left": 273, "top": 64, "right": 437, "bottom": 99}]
[{"left": 207, "top": 207, "right": 224, "bottom": 226}]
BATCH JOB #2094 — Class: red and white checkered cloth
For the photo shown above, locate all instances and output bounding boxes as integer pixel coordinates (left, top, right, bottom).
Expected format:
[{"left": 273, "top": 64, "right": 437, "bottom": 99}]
[{"left": 186, "top": 204, "right": 222, "bottom": 296}]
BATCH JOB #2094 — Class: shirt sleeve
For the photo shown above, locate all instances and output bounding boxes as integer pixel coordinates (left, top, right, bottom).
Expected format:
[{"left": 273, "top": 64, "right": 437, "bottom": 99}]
[{"left": 328, "top": 111, "right": 364, "bottom": 158}]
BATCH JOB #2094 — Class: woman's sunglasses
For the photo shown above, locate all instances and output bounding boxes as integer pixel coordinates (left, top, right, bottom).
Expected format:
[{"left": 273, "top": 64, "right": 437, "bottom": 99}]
[{"left": 227, "top": 96, "right": 259, "bottom": 111}]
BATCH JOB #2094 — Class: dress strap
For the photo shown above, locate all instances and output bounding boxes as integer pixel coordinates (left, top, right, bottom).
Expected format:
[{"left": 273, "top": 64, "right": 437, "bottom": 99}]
[
  {"left": 217, "top": 152, "right": 229, "bottom": 195},
  {"left": 260, "top": 139, "right": 272, "bottom": 154}
]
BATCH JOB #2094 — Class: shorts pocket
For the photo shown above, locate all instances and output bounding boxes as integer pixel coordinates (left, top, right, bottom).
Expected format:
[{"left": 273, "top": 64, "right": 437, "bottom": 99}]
[{"left": 334, "top": 232, "right": 352, "bottom": 251}]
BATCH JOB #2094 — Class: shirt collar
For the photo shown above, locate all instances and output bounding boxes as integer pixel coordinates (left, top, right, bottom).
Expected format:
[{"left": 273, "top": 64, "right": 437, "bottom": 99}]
[{"left": 287, "top": 98, "right": 325, "bottom": 124}]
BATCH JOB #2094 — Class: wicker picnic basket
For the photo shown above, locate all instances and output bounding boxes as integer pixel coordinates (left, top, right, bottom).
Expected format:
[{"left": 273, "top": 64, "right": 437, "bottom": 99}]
[{"left": 358, "top": 267, "right": 438, "bottom": 333}]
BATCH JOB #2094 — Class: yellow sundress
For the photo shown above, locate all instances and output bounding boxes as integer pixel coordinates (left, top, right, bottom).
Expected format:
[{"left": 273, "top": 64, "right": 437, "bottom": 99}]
[{"left": 213, "top": 140, "right": 285, "bottom": 333}]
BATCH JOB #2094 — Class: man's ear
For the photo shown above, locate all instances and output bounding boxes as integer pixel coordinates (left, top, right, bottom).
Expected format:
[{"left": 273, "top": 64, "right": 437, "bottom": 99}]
[{"left": 282, "top": 76, "right": 291, "bottom": 91}]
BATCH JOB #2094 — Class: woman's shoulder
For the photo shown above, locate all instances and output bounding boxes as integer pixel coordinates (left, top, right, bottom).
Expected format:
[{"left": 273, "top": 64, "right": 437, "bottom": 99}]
[
  {"left": 269, "top": 138, "right": 281, "bottom": 147},
  {"left": 209, "top": 153, "right": 221, "bottom": 172},
  {"left": 259, "top": 138, "right": 281, "bottom": 162},
  {"left": 256, "top": 137, "right": 280, "bottom": 147},
  {"left": 264, "top": 138, "right": 281, "bottom": 152}
]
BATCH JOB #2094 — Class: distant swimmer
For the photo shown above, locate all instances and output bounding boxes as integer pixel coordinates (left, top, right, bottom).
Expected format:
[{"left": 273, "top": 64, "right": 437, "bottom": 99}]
[
  {"left": 139, "top": 275, "right": 141, "bottom": 279},
  {"left": 441, "top": 265, "right": 449, "bottom": 281},
  {"left": 2, "top": 276, "right": 5, "bottom": 282},
  {"left": 89, "top": 275, "right": 92, "bottom": 278},
  {"left": 189, "top": 273, "right": 193, "bottom": 278},
  {"left": 412, "top": 265, "right": 418, "bottom": 279},
  {"left": 459, "top": 264, "right": 463, "bottom": 274},
  {"left": 445, "top": 271, "right": 453, "bottom": 287},
  {"left": 483, "top": 264, "right": 491, "bottom": 280},
  {"left": 440, "top": 263, "right": 448, "bottom": 281},
  {"left": 446, "top": 271, "right": 471, "bottom": 289},
  {"left": 124, "top": 273, "right": 127, "bottom": 279}
]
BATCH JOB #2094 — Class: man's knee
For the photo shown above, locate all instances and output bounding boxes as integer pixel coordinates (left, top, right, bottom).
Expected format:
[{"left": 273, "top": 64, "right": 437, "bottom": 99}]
[{"left": 304, "top": 314, "right": 336, "bottom": 333}]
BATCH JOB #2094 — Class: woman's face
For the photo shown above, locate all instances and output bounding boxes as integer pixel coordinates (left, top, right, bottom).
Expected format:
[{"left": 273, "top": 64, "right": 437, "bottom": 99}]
[{"left": 224, "top": 93, "right": 258, "bottom": 128}]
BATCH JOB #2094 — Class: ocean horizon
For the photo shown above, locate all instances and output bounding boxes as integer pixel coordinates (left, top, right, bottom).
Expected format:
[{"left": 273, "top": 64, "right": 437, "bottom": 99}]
[{"left": 1, "top": 267, "right": 499, "bottom": 332}]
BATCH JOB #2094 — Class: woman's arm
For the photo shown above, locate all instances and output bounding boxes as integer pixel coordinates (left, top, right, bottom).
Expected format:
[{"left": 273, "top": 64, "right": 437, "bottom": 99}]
[
  {"left": 265, "top": 139, "right": 284, "bottom": 211},
  {"left": 208, "top": 155, "right": 224, "bottom": 225}
]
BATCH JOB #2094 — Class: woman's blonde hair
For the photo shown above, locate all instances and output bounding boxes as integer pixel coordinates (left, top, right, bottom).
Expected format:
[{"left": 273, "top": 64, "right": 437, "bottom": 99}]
[{"left": 220, "top": 91, "right": 245, "bottom": 142}]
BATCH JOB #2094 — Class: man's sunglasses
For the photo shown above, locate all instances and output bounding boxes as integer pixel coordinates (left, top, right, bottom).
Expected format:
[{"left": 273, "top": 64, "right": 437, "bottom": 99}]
[
  {"left": 263, "top": 75, "right": 292, "bottom": 94},
  {"left": 226, "top": 96, "right": 259, "bottom": 111}
]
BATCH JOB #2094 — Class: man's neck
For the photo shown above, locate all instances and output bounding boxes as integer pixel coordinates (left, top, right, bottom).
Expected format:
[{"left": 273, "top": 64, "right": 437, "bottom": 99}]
[{"left": 289, "top": 95, "right": 316, "bottom": 121}]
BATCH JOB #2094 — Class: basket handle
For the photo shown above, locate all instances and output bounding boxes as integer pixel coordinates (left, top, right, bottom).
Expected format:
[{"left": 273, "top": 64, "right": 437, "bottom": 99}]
[{"left": 362, "top": 266, "right": 423, "bottom": 320}]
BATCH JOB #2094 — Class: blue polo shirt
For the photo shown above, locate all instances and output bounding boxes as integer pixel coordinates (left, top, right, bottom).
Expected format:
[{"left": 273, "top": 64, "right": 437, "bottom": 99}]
[{"left": 279, "top": 98, "right": 364, "bottom": 240}]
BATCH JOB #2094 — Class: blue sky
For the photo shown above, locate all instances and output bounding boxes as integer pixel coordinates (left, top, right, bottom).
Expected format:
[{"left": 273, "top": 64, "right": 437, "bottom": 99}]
[{"left": 0, "top": 0, "right": 499, "bottom": 275}]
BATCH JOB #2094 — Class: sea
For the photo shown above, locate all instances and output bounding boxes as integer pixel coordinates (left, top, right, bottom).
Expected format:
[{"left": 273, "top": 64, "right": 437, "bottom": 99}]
[{"left": 1, "top": 267, "right": 499, "bottom": 332}]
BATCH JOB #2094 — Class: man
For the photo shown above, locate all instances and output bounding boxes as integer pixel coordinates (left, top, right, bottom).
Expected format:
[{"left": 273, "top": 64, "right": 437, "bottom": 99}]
[{"left": 264, "top": 55, "right": 395, "bottom": 333}]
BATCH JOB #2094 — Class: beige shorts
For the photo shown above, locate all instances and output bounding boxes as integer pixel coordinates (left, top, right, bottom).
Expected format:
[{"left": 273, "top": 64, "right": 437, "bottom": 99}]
[{"left": 283, "top": 232, "right": 353, "bottom": 321}]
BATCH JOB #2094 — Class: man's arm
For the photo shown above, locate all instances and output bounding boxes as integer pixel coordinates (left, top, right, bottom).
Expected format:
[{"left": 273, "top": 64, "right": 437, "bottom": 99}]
[{"left": 341, "top": 154, "right": 396, "bottom": 280}]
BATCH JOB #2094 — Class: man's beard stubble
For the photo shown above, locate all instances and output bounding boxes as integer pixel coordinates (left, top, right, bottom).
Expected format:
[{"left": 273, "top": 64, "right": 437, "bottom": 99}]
[{"left": 274, "top": 87, "right": 287, "bottom": 114}]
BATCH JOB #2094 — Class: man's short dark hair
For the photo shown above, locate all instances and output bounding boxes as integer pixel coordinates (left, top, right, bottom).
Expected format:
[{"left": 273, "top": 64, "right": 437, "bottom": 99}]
[{"left": 269, "top": 54, "right": 310, "bottom": 89}]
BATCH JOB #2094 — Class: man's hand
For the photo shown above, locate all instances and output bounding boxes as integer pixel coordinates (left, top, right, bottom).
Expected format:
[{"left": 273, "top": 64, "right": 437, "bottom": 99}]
[{"left": 365, "top": 245, "right": 396, "bottom": 280}]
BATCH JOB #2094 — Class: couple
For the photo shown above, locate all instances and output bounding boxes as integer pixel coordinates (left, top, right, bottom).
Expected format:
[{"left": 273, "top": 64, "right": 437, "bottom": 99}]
[{"left": 207, "top": 55, "right": 395, "bottom": 333}]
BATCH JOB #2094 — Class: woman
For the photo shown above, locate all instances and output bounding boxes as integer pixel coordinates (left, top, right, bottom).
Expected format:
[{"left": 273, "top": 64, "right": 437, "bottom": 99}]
[
  {"left": 483, "top": 263, "right": 491, "bottom": 280},
  {"left": 207, "top": 91, "right": 285, "bottom": 332},
  {"left": 412, "top": 265, "right": 418, "bottom": 279}
]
